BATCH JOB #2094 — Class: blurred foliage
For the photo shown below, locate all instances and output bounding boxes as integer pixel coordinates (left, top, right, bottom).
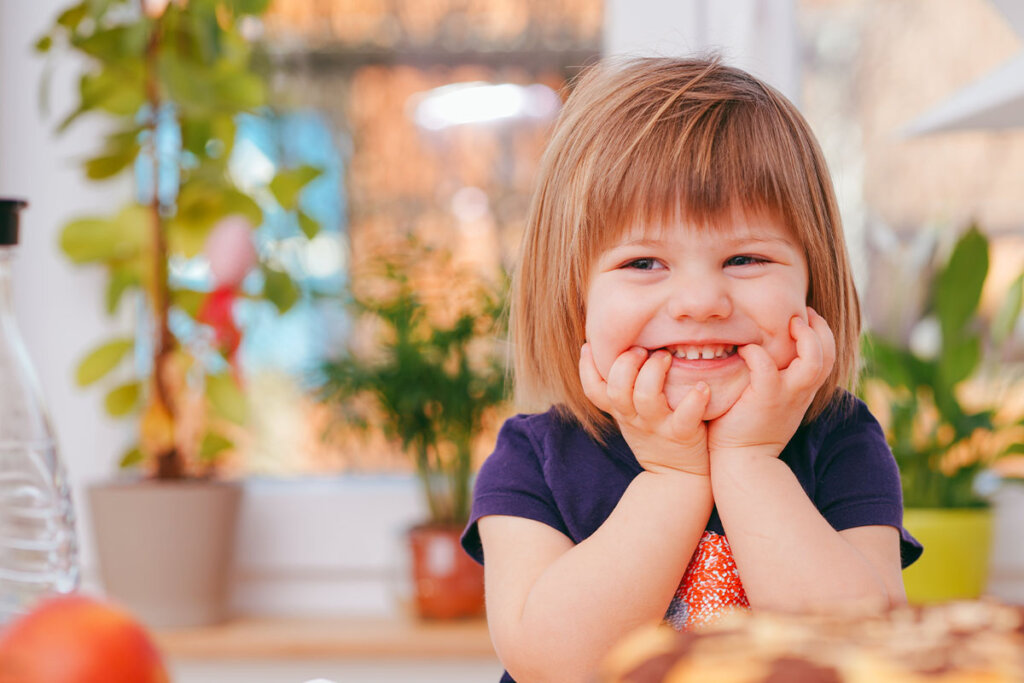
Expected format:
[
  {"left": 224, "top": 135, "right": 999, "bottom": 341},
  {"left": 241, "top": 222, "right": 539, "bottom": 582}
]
[
  {"left": 860, "top": 224, "right": 1024, "bottom": 508},
  {"left": 319, "top": 243, "right": 509, "bottom": 525},
  {"left": 38, "top": 0, "right": 321, "bottom": 478}
]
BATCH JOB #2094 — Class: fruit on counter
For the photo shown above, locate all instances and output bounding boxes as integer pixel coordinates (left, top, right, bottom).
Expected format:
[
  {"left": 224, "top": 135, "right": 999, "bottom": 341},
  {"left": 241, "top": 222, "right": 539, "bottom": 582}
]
[{"left": 0, "top": 594, "right": 170, "bottom": 683}]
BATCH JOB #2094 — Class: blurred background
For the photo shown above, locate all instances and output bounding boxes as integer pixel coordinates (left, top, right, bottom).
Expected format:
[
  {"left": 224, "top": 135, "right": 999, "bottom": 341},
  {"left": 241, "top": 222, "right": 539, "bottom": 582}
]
[{"left": 1, "top": 0, "right": 1023, "bottom": 681}]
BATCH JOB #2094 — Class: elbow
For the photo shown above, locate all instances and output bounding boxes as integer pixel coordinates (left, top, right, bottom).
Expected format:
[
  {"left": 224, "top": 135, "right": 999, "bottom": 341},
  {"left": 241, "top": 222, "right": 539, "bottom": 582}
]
[
  {"left": 502, "top": 652, "right": 594, "bottom": 683},
  {"left": 749, "top": 575, "right": 893, "bottom": 617},
  {"left": 495, "top": 628, "right": 603, "bottom": 683}
]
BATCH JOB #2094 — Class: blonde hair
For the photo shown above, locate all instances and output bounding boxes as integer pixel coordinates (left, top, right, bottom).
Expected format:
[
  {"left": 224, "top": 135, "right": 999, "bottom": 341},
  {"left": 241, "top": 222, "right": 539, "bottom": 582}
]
[{"left": 512, "top": 56, "right": 861, "bottom": 439}]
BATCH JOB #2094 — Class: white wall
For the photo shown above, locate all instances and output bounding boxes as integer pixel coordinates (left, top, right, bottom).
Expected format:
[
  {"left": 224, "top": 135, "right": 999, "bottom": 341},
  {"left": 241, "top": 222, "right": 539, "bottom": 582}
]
[
  {"left": 0, "top": 0, "right": 134, "bottom": 591},
  {"left": 603, "top": 0, "right": 800, "bottom": 104}
]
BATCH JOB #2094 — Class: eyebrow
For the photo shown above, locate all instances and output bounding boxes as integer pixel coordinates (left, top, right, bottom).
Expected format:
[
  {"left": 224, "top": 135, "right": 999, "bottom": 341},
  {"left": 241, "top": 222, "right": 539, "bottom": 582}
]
[{"left": 609, "top": 234, "right": 797, "bottom": 249}]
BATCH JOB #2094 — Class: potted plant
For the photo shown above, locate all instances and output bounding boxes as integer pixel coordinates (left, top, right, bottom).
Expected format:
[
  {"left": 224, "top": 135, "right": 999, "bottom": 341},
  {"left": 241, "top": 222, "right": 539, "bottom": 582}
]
[
  {"left": 860, "top": 224, "right": 1024, "bottom": 603},
  {"left": 37, "top": 0, "right": 320, "bottom": 626},
  {"left": 319, "top": 240, "right": 509, "bottom": 619}
]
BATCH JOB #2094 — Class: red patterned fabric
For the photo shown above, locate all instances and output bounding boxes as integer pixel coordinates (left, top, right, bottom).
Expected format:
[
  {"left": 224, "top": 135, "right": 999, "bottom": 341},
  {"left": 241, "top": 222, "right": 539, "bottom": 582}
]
[{"left": 664, "top": 530, "right": 750, "bottom": 630}]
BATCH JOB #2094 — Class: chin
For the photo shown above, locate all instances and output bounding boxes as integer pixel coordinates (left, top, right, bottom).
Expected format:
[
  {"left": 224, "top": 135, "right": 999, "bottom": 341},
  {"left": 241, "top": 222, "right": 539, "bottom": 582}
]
[
  {"left": 665, "top": 381, "right": 744, "bottom": 420},
  {"left": 700, "top": 400, "right": 733, "bottom": 421}
]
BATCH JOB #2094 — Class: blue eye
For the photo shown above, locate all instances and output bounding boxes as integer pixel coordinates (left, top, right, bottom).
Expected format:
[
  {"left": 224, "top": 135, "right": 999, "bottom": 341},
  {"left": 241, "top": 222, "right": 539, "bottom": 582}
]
[
  {"left": 624, "top": 257, "right": 659, "bottom": 270},
  {"left": 725, "top": 255, "right": 769, "bottom": 267}
]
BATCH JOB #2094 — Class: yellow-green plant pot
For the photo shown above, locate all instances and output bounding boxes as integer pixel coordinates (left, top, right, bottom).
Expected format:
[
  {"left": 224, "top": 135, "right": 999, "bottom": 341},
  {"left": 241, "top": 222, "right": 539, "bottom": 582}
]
[{"left": 902, "top": 508, "right": 993, "bottom": 604}]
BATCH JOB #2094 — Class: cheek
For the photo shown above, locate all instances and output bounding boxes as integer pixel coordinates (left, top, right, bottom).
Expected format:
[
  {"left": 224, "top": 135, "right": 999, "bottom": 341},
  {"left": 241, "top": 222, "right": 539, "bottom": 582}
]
[
  {"left": 759, "top": 298, "right": 806, "bottom": 367},
  {"left": 583, "top": 312, "right": 617, "bottom": 378},
  {"left": 584, "top": 294, "right": 637, "bottom": 379}
]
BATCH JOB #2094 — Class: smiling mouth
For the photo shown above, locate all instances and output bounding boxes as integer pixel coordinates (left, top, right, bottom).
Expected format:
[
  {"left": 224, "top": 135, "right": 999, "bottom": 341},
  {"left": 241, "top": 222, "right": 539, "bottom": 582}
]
[{"left": 661, "top": 344, "right": 738, "bottom": 360}]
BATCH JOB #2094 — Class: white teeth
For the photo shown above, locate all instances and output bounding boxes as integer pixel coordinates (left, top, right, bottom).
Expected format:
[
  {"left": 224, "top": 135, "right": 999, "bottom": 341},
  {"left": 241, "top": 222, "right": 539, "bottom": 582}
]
[{"left": 669, "top": 344, "right": 737, "bottom": 360}]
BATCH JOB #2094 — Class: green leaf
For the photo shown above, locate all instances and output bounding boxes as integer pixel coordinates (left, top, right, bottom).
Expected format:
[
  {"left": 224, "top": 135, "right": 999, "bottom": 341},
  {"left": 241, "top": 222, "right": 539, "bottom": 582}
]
[
  {"left": 172, "top": 289, "right": 207, "bottom": 318},
  {"left": 221, "top": 190, "right": 263, "bottom": 226},
  {"left": 84, "top": 144, "right": 139, "bottom": 180},
  {"left": 935, "top": 225, "right": 988, "bottom": 342},
  {"left": 76, "top": 338, "right": 134, "bottom": 386},
  {"left": 104, "top": 382, "right": 140, "bottom": 417},
  {"left": 60, "top": 204, "right": 149, "bottom": 264},
  {"left": 35, "top": 35, "right": 53, "bottom": 53},
  {"left": 269, "top": 166, "right": 322, "bottom": 210},
  {"left": 105, "top": 265, "right": 140, "bottom": 314},
  {"left": 297, "top": 211, "right": 320, "bottom": 239},
  {"left": 231, "top": 0, "right": 273, "bottom": 15},
  {"left": 167, "top": 182, "right": 224, "bottom": 256},
  {"left": 73, "top": 25, "right": 149, "bottom": 64},
  {"left": 214, "top": 70, "right": 266, "bottom": 111},
  {"left": 160, "top": 54, "right": 218, "bottom": 116},
  {"left": 187, "top": 4, "right": 223, "bottom": 63},
  {"left": 199, "top": 432, "right": 234, "bottom": 463},
  {"left": 938, "top": 335, "right": 980, "bottom": 388},
  {"left": 861, "top": 334, "right": 917, "bottom": 389},
  {"left": 56, "top": 104, "right": 88, "bottom": 134},
  {"left": 262, "top": 266, "right": 300, "bottom": 314},
  {"left": 169, "top": 183, "right": 261, "bottom": 255},
  {"left": 77, "top": 65, "right": 145, "bottom": 117},
  {"left": 206, "top": 372, "right": 248, "bottom": 424},
  {"left": 992, "top": 273, "right": 1023, "bottom": 346},
  {"left": 56, "top": 3, "right": 89, "bottom": 30},
  {"left": 119, "top": 446, "right": 144, "bottom": 469},
  {"left": 61, "top": 217, "right": 121, "bottom": 263}
]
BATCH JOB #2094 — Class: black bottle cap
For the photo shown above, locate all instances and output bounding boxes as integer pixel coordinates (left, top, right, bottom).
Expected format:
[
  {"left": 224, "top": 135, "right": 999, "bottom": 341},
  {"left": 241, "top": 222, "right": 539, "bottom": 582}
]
[{"left": 0, "top": 198, "right": 27, "bottom": 246}]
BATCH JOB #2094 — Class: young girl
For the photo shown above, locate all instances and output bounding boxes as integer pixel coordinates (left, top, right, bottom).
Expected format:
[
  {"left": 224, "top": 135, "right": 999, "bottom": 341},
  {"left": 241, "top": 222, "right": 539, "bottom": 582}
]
[{"left": 460, "top": 57, "right": 922, "bottom": 683}]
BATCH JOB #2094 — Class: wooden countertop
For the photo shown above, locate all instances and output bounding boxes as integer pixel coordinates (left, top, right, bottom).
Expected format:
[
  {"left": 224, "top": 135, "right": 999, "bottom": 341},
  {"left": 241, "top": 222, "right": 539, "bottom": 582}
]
[{"left": 156, "top": 615, "right": 495, "bottom": 660}]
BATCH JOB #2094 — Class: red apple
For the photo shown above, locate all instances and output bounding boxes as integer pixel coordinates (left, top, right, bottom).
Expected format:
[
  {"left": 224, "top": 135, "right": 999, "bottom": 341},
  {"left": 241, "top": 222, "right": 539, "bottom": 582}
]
[{"left": 0, "top": 594, "right": 170, "bottom": 683}]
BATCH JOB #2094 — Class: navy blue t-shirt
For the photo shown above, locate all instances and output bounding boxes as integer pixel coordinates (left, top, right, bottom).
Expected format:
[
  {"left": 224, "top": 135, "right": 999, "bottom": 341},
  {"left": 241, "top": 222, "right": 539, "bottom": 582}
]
[{"left": 461, "top": 393, "right": 922, "bottom": 681}]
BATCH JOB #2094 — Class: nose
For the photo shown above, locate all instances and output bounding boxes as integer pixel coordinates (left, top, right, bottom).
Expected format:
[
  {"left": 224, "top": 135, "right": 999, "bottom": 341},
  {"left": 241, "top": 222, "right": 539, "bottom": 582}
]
[{"left": 664, "top": 270, "right": 732, "bottom": 321}]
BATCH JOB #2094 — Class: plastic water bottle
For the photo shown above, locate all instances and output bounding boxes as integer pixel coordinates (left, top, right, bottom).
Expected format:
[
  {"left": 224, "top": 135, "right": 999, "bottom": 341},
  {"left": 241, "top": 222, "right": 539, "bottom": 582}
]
[{"left": 0, "top": 198, "right": 79, "bottom": 625}]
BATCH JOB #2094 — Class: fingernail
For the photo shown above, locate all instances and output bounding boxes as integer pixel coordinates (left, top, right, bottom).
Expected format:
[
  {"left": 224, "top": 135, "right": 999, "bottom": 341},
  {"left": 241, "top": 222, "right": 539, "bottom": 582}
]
[
  {"left": 580, "top": 343, "right": 587, "bottom": 358},
  {"left": 632, "top": 346, "right": 648, "bottom": 357},
  {"left": 695, "top": 381, "right": 709, "bottom": 392}
]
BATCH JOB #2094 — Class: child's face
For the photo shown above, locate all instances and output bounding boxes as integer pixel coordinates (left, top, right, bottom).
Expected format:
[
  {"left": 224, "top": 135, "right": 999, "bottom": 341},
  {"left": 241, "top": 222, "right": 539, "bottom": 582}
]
[{"left": 584, "top": 207, "right": 810, "bottom": 420}]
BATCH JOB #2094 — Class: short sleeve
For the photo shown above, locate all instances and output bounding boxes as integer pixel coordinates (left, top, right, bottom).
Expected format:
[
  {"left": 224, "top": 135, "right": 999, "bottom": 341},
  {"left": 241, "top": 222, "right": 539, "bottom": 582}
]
[
  {"left": 460, "top": 416, "right": 571, "bottom": 565},
  {"left": 813, "top": 402, "right": 923, "bottom": 568}
]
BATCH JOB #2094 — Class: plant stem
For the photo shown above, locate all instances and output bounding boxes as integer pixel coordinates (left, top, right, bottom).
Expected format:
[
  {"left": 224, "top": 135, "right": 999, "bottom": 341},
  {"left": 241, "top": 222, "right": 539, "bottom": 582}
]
[
  {"left": 453, "top": 438, "right": 471, "bottom": 525},
  {"left": 143, "top": 9, "right": 182, "bottom": 480}
]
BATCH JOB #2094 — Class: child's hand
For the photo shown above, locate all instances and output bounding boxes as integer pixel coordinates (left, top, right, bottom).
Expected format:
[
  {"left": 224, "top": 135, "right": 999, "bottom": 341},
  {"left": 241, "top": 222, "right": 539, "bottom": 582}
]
[
  {"left": 707, "top": 308, "right": 836, "bottom": 460},
  {"left": 580, "top": 343, "right": 711, "bottom": 476}
]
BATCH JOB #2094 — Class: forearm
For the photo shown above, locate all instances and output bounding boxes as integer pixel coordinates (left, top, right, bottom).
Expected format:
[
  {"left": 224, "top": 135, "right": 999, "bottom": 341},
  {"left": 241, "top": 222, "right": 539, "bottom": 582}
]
[
  {"left": 505, "top": 471, "right": 712, "bottom": 681},
  {"left": 711, "top": 453, "right": 890, "bottom": 614}
]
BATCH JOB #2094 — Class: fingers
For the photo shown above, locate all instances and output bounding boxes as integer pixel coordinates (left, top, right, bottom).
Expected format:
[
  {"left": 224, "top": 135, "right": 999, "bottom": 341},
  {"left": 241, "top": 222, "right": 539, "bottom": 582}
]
[
  {"left": 808, "top": 307, "right": 837, "bottom": 379},
  {"left": 579, "top": 344, "right": 612, "bottom": 413},
  {"left": 579, "top": 345, "right": 674, "bottom": 421},
  {"left": 670, "top": 381, "right": 710, "bottom": 435},
  {"left": 785, "top": 307, "right": 836, "bottom": 391},
  {"left": 633, "top": 350, "right": 673, "bottom": 418},
  {"left": 736, "top": 342, "right": 779, "bottom": 393},
  {"left": 605, "top": 347, "right": 647, "bottom": 417}
]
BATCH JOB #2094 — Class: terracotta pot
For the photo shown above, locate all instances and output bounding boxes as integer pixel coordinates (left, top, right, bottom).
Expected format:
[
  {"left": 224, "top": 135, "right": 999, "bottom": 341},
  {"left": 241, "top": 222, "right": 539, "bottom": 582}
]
[
  {"left": 408, "top": 524, "right": 484, "bottom": 620},
  {"left": 88, "top": 479, "right": 242, "bottom": 628}
]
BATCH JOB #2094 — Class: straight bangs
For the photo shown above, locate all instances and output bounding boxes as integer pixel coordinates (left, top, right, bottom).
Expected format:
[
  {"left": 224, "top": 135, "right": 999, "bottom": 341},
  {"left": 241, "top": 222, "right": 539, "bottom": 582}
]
[
  {"left": 513, "top": 57, "right": 860, "bottom": 440},
  {"left": 580, "top": 79, "right": 812, "bottom": 274}
]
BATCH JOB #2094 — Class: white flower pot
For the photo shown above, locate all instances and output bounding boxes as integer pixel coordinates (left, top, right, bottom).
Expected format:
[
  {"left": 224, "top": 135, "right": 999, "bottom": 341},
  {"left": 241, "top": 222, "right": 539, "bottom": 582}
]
[{"left": 987, "top": 481, "right": 1024, "bottom": 605}]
